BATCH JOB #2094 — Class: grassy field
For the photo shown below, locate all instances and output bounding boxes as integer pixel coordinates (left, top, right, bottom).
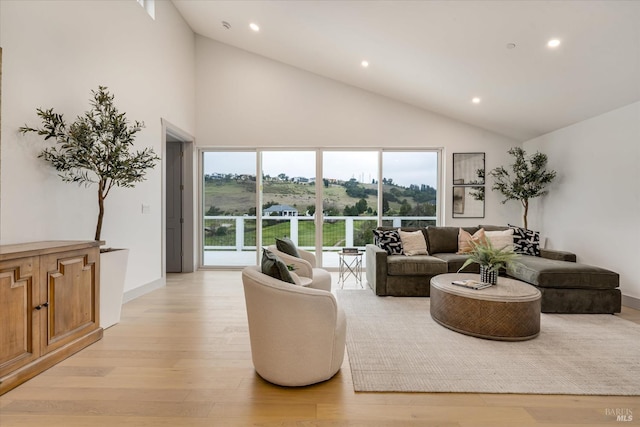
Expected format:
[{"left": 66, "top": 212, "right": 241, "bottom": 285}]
[
  {"left": 204, "top": 218, "right": 377, "bottom": 247},
  {"left": 203, "top": 179, "right": 432, "bottom": 247}
]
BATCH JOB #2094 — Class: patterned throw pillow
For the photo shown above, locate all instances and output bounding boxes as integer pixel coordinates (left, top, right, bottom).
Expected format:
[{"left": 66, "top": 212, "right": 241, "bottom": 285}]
[
  {"left": 509, "top": 224, "right": 541, "bottom": 256},
  {"left": 372, "top": 229, "right": 404, "bottom": 255},
  {"left": 457, "top": 228, "right": 486, "bottom": 254},
  {"left": 261, "top": 249, "right": 296, "bottom": 284}
]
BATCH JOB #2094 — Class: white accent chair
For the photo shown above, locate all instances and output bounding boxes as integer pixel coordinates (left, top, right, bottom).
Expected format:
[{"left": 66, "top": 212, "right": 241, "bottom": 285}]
[
  {"left": 266, "top": 245, "right": 332, "bottom": 292},
  {"left": 241, "top": 265, "right": 347, "bottom": 386}
]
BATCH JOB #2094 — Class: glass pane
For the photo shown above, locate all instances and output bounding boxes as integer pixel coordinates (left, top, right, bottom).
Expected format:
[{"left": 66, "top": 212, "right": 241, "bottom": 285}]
[
  {"left": 202, "top": 152, "right": 256, "bottom": 266},
  {"left": 261, "top": 151, "right": 316, "bottom": 253},
  {"left": 382, "top": 151, "right": 438, "bottom": 228},
  {"left": 322, "top": 151, "right": 378, "bottom": 268}
]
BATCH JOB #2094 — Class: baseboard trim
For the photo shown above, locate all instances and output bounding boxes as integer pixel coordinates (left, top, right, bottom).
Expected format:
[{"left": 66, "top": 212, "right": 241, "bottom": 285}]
[
  {"left": 622, "top": 294, "right": 640, "bottom": 310},
  {"left": 123, "top": 277, "right": 166, "bottom": 304}
]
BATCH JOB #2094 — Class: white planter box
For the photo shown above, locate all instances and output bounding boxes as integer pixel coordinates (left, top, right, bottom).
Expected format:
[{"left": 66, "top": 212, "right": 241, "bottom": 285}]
[{"left": 100, "top": 248, "right": 129, "bottom": 329}]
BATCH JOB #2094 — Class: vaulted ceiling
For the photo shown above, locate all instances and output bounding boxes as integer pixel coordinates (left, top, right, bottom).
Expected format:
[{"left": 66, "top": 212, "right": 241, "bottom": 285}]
[{"left": 172, "top": 0, "right": 640, "bottom": 142}]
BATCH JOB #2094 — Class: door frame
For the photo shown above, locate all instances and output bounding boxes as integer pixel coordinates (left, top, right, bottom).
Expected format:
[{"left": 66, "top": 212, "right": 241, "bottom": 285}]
[{"left": 161, "top": 119, "right": 195, "bottom": 274}]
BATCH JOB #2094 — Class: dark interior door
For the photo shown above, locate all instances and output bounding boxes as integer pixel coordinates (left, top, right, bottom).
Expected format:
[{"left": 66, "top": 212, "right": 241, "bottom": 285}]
[{"left": 166, "top": 142, "right": 183, "bottom": 272}]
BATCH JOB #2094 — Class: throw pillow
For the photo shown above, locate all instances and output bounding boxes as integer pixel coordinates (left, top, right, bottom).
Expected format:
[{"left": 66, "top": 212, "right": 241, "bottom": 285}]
[
  {"left": 372, "top": 229, "right": 403, "bottom": 255},
  {"left": 261, "top": 249, "right": 295, "bottom": 284},
  {"left": 509, "top": 224, "right": 541, "bottom": 256},
  {"left": 484, "top": 229, "right": 515, "bottom": 251},
  {"left": 275, "top": 237, "right": 300, "bottom": 258},
  {"left": 398, "top": 229, "right": 428, "bottom": 256},
  {"left": 457, "top": 228, "right": 486, "bottom": 254}
]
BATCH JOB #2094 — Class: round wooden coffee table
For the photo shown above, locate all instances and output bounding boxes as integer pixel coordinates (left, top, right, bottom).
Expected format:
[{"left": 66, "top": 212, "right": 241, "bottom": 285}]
[{"left": 430, "top": 273, "right": 541, "bottom": 341}]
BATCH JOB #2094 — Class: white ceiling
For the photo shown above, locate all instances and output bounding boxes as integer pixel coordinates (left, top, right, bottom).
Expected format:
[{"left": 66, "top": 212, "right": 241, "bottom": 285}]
[{"left": 172, "top": 0, "right": 640, "bottom": 142}]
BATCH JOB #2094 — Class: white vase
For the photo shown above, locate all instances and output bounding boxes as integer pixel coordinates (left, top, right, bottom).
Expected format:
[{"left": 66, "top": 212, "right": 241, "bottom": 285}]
[{"left": 100, "top": 248, "right": 129, "bottom": 329}]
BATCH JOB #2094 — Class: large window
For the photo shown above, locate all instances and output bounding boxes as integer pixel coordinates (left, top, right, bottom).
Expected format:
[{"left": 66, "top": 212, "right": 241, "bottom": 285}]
[
  {"left": 261, "top": 150, "right": 317, "bottom": 251},
  {"left": 322, "top": 151, "right": 378, "bottom": 267},
  {"left": 201, "top": 149, "right": 439, "bottom": 268},
  {"left": 202, "top": 152, "right": 257, "bottom": 266},
  {"left": 381, "top": 151, "right": 438, "bottom": 228}
]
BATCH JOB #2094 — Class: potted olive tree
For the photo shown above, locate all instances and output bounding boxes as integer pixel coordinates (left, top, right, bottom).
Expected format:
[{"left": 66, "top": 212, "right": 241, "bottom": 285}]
[
  {"left": 20, "top": 86, "right": 159, "bottom": 328},
  {"left": 490, "top": 147, "right": 556, "bottom": 229}
]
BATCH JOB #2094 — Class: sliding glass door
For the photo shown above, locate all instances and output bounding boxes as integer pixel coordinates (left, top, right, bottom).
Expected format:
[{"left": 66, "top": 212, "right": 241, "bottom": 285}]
[
  {"left": 202, "top": 151, "right": 257, "bottom": 266},
  {"left": 201, "top": 149, "right": 439, "bottom": 268},
  {"left": 321, "top": 151, "right": 378, "bottom": 268},
  {"left": 261, "top": 151, "right": 317, "bottom": 254}
]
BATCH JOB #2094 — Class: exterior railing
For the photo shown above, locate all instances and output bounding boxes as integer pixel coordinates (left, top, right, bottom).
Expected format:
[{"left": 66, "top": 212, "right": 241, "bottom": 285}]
[{"left": 203, "top": 215, "right": 436, "bottom": 252}]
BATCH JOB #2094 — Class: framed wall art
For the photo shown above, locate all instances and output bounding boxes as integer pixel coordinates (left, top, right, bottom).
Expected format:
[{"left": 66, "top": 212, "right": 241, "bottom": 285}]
[{"left": 452, "top": 153, "right": 485, "bottom": 218}]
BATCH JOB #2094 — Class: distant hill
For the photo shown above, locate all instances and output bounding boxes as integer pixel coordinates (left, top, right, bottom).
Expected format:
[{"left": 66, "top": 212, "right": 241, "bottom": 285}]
[{"left": 203, "top": 176, "right": 436, "bottom": 217}]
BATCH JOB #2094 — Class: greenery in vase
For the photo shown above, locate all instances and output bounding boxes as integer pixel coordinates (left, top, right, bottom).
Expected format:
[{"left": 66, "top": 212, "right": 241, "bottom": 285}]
[
  {"left": 489, "top": 147, "right": 556, "bottom": 229},
  {"left": 458, "top": 239, "right": 519, "bottom": 273},
  {"left": 19, "top": 86, "right": 160, "bottom": 241}
]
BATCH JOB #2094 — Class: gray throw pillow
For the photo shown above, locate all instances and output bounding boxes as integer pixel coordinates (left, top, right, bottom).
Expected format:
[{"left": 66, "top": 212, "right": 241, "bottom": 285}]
[
  {"left": 276, "top": 237, "right": 301, "bottom": 258},
  {"left": 261, "top": 249, "right": 295, "bottom": 284}
]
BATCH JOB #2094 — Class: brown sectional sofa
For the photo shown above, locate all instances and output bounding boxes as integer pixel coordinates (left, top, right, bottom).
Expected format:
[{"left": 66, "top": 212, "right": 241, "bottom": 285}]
[{"left": 365, "top": 225, "right": 621, "bottom": 314}]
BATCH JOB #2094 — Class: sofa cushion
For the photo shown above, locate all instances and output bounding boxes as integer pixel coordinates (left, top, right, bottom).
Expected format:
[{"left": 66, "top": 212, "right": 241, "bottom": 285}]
[
  {"left": 398, "top": 229, "right": 428, "bottom": 256},
  {"left": 426, "top": 226, "right": 479, "bottom": 254},
  {"left": 509, "top": 224, "right": 541, "bottom": 256},
  {"left": 276, "top": 237, "right": 301, "bottom": 258},
  {"left": 508, "top": 255, "right": 619, "bottom": 290},
  {"left": 432, "top": 253, "right": 480, "bottom": 273},
  {"left": 373, "top": 229, "right": 404, "bottom": 255},
  {"left": 387, "top": 255, "right": 447, "bottom": 276}
]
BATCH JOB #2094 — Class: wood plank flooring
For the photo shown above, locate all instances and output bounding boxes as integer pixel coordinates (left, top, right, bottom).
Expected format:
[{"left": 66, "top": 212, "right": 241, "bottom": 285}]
[{"left": 1, "top": 270, "right": 638, "bottom": 426}]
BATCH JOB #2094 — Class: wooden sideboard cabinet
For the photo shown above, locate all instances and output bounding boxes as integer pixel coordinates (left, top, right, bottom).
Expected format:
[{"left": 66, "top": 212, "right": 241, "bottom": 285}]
[{"left": 0, "top": 241, "right": 103, "bottom": 395}]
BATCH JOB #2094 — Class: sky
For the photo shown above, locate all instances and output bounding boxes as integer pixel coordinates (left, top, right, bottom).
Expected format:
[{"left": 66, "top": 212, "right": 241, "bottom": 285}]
[{"left": 203, "top": 151, "right": 438, "bottom": 188}]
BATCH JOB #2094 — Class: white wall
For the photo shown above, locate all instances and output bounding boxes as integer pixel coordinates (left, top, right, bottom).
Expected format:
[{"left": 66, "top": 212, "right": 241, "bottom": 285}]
[
  {"left": 524, "top": 102, "right": 640, "bottom": 301},
  {"left": 195, "top": 37, "right": 520, "bottom": 227},
  {"left": 0, "top": 0, "right": 196, "bottom": 293}
]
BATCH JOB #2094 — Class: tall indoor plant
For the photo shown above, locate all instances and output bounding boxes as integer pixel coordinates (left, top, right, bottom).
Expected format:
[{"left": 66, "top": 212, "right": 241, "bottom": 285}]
[
  {"left": 489, "top": 147, "right": 556, "bottom": 229},
  {"left": 20, "top": 86, "right": 160, "bottom": 328},
  {"left": 19, "top": 86, "right": 159, "bottom": 241}
]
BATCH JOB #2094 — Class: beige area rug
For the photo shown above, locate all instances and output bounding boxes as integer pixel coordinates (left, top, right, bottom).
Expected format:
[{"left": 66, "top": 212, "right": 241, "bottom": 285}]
[{"left": 336, "top": 289, "right": 640, "bottom": 395}]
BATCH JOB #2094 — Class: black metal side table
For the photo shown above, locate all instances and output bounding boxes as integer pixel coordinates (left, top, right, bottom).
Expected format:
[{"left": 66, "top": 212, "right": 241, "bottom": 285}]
[{"left": 338, "top": 251, "right": 364, "bottom": 288}]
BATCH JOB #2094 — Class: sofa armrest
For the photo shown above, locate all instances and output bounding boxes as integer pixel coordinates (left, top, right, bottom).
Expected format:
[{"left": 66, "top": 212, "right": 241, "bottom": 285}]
[
  {"left": 366, "top": 244, "right": 388, "bottom": 295},
  {"left": 539, "top": 248, "right": 577, "bottom": 262}
]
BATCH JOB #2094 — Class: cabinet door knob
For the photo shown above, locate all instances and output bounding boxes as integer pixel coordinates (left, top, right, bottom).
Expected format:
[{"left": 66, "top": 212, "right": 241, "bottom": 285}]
[{"left": 34, "top": 302, "right": 49, "bottom": 310}]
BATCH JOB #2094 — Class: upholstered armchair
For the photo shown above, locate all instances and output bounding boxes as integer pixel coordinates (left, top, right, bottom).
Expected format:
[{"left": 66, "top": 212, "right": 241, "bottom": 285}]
[
  {"left": 266, "top": 245, "right": 332, "bottom": 292},
  {"left": 241, "top": 266, "right": 347, "bottom": 387}
]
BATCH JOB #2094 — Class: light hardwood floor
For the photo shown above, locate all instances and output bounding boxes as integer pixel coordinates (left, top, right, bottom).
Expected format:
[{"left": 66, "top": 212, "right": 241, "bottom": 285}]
[{"left": 1, "top": 270, "right": 638, "bottom": 426}]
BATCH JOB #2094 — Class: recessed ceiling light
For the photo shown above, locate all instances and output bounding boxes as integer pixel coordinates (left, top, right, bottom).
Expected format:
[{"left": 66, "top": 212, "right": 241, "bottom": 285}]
[
  {"left": 249, "top": 22, "right": 260, "bottom": 32},
  {"left": 472, "top": 97, "right": 481, "bottom": 104},
  {"left": 361, "top": 60, "right": 369, "bottom": 68},
  {"left": 547, "top": 39, "right": 561, "bottom": 48}
]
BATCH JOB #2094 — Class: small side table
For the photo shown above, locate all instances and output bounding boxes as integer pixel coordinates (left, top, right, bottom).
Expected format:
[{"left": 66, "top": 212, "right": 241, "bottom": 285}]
[{"left": 338, "top": 251, "right": 364, "bottom": 288}]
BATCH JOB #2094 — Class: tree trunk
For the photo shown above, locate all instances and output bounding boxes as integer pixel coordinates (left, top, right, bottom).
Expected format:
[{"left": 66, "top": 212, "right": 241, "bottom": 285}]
[
  {"left": 522, "top": 199, "right": 529, "bottom": 229},
  {"left": 95, "top": 181, "right": 106, "bottom": 241}
]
